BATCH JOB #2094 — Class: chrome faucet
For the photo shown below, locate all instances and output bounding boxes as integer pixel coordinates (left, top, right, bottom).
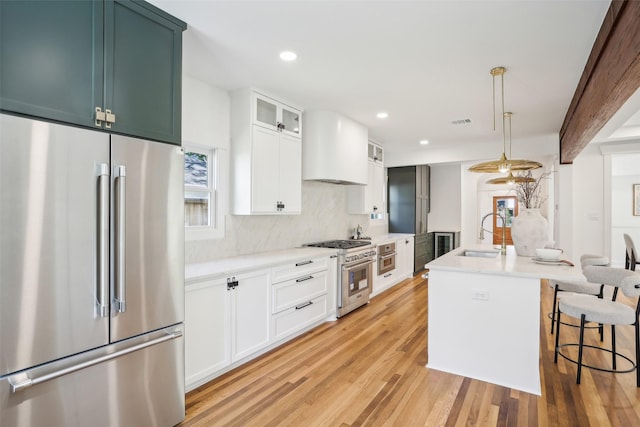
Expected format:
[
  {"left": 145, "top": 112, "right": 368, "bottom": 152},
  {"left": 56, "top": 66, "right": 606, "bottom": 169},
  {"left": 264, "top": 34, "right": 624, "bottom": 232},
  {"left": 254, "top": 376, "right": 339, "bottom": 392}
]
[{"left": 480, "top": 212, "right": 507, "bottom": 255}]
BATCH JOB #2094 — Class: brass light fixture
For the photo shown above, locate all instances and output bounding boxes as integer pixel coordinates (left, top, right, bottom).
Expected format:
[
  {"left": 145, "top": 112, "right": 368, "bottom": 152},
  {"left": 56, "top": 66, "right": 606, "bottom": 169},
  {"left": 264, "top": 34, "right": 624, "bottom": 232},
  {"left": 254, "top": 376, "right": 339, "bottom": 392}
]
[
  {"left": 468, "top": 67, "right": 542, "bottom": 175},
  {"left": 486, "top": 112, "right": 540, "bottom": 184},
  {"left": 486, "top": 171, "right": 536, "bottom": 185}
]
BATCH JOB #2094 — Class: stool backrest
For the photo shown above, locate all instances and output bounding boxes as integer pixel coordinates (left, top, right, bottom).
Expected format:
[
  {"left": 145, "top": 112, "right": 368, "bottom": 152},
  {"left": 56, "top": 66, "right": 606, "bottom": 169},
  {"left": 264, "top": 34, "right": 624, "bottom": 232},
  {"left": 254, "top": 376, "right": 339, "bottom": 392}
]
[
  {"left": 580, "top": 254, "right": 609, "bottom": 269},
  {"left": 624, "top": 233, "right": 637, "bottom": 271},
  {"left": 583, "top": 266, "right": 640, "bottom": 298}
]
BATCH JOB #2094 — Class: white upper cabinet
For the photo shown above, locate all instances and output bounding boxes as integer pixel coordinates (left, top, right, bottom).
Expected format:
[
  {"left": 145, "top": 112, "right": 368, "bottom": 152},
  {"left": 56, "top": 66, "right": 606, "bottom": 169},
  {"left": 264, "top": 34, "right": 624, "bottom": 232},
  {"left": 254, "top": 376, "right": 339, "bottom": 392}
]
[
  {"left": 231, "top": 88, "right": 302, "bottom": 215},
  {"left": 348, "top": 142, "right": 386, "bottom": 217},
  {"left": 368, "top": 142, "right": 383, "bottom": 164},
  {"left": 253, "top": 92, "right": 302, "bottom": 138}
]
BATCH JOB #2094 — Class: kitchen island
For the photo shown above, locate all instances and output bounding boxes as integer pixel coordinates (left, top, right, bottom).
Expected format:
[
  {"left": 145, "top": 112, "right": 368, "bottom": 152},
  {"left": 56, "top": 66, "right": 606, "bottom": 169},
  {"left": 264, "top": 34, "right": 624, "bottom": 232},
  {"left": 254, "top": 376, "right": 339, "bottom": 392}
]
[{"left": 426, "top": 245, "right": 585, "bottom": 395}]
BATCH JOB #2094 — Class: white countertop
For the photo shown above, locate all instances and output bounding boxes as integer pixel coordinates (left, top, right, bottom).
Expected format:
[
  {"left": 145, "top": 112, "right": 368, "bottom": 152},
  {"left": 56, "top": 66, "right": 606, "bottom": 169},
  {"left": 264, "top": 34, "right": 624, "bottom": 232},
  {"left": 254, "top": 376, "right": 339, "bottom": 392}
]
[
  {"left": 369, "top": 233, "right": 414, "bottom": 245},
  {"left": 185, "top": 247, "right": 338, "bottom": 283},
  {"left": 426, "top": 244, "right": 585, "bottom": 281}
]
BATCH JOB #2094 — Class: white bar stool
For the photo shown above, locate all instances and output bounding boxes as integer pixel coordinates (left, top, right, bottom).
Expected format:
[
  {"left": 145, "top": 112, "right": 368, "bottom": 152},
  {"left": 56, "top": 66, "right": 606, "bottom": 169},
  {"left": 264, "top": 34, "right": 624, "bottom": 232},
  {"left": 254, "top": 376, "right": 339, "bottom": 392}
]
[{"left": 554, "top": 266, "right": 640, "bottom": 386}]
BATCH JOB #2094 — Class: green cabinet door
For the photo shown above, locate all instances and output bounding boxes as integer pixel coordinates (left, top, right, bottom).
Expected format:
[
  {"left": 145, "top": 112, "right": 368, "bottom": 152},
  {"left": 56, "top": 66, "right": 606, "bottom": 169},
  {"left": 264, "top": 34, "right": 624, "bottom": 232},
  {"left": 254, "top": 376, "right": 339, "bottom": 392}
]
[
  {"left": 105, "top": 0, "right": 186, "bottom": 145},
  {"left": 0, "top": 0, "right": 104, "bottom": 128},
  {"left": 1, "top": 0, "right": 186, "bottom": 145}
]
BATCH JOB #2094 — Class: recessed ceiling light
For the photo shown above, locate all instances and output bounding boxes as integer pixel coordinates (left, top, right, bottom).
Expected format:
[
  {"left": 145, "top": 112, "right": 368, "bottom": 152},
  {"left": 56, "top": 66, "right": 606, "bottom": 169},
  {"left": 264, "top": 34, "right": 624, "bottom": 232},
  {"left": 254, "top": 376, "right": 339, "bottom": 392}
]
[
  {"left": 376, "top": 112, "right": 388, "bottom": 119},
  {"left": 420, "top": 140, "right": 429, "bottom": 145},
  {"left": 279, "top": 51, "right": 297, "bottom": 61}
]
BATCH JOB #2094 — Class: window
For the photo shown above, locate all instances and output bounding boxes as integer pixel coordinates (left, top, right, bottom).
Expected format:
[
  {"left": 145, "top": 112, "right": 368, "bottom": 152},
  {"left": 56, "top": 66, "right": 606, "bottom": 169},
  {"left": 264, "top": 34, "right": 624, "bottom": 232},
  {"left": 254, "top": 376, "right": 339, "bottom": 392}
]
[{"left": 184, "top": 146, "right": 215, "bottom": 228}]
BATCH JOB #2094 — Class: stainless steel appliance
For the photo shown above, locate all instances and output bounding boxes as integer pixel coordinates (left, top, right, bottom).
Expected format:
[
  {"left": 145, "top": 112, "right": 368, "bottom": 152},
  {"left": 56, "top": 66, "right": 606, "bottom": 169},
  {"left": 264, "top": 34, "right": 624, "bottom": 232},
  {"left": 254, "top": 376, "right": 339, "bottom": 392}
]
[
  {"left": 378, "top": 242, "right": 396, "bottom": 275},
  {"left": 306, "top": 240, "right": 376, "bottom": 317},
  {"left": 0, "top": 114, "right": 185, "bottom": 426}
]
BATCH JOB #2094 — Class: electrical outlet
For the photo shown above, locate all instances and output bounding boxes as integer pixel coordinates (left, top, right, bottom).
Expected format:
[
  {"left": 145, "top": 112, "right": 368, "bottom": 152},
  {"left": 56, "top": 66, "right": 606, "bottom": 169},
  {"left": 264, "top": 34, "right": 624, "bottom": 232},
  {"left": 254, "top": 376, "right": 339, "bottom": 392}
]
[{"left": 472, "top": 289, "right": 489, "bottom": 301}]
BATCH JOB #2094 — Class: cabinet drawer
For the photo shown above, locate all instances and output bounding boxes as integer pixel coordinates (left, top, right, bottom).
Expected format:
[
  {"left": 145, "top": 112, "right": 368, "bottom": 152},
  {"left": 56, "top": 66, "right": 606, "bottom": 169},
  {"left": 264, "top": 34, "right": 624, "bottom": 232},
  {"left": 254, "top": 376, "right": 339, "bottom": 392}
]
[
  {"left": 272, "top": 256, "right": 329, "bottom": 283},
  {"left": 272, "top": 294, "right": 328, "bottom": 341},
  {"left": 272, "top": 270, "right": 328, "bottom": 313}
]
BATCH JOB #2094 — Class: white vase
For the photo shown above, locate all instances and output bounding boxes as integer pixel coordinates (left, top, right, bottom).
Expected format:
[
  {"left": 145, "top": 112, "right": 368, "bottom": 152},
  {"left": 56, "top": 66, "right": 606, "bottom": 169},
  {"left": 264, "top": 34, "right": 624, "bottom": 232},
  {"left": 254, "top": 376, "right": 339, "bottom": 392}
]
[{"left": 511, "top": 208, "right": 548, "bottom": 257}]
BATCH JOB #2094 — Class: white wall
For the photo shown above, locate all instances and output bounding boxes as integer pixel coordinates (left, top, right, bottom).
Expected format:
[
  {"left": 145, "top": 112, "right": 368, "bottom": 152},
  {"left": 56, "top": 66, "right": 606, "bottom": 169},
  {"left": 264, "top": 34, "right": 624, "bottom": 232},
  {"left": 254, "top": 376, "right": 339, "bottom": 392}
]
[
  {"left": 567, "top": 143, "right": 605, "bottom": 260},
  {"left": 601, "top": 145, "right": 640, "bottom": 267}
]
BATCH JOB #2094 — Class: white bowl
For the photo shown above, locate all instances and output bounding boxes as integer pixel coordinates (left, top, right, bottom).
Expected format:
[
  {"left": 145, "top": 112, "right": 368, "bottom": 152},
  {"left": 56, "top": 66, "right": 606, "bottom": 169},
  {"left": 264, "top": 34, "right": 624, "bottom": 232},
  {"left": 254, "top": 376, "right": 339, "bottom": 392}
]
[{"left": 536, "top": 248, "right": 562, "bottom": 260}]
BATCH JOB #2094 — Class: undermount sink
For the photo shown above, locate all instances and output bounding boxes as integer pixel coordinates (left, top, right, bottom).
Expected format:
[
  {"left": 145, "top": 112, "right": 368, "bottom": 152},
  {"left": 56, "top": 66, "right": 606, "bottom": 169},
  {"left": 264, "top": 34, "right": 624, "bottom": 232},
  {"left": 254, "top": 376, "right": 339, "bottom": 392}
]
[{"left": 458, "top": 249, "right": 500, "bottom": 258}]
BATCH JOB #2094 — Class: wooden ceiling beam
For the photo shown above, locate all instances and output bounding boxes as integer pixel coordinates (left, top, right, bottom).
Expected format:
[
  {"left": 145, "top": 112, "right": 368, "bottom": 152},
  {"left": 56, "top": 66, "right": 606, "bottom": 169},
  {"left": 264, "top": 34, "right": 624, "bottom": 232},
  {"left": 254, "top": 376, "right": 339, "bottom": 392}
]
[{"left": 559, "top": 0, "right": 640, "bottom": 164}]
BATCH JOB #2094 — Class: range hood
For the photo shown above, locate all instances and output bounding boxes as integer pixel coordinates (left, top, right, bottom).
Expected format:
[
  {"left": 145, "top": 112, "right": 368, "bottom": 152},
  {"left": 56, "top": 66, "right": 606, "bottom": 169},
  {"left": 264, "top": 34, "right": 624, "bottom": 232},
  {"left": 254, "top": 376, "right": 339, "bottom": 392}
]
[{"left": 302, "top": 110, "right": 368, "bottom": 185}]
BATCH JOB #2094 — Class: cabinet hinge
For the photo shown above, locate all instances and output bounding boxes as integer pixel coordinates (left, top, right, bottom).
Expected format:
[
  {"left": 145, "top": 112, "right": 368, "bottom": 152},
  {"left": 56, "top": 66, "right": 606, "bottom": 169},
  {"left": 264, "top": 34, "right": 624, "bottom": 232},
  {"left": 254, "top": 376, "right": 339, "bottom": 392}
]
[
  {"left": 104, "top": 109, "right": 116, "bottom": 128},
  {"left": 95, "top": 107, "right": 106, "bottom": 127},
  {"left": 95, "top": 107, "right": 116, "bottom": 128}
]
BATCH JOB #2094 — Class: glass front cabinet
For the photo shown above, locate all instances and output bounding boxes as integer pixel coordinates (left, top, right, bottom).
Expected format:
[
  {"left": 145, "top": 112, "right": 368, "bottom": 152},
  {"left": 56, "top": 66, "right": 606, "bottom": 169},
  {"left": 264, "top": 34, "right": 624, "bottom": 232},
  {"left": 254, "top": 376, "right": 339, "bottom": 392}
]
[{"left": 253, "top": 92, "right": 301, "bottom": 138}]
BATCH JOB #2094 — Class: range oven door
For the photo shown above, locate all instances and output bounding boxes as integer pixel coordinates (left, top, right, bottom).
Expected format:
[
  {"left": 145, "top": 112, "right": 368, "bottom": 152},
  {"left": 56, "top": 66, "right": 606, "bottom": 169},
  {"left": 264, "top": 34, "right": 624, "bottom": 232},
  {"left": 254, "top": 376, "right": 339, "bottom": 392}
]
[{"left": 339, "top": 259, "right": 372, "bottom": 316}]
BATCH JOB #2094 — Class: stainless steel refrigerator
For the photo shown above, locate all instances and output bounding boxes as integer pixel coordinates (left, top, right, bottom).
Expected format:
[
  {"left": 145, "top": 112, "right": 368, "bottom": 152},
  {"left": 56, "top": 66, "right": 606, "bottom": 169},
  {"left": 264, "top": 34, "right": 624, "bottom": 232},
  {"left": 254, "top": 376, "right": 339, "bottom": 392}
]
[{"left": 0, "top": 114, "right": 185, "bottom": 426}]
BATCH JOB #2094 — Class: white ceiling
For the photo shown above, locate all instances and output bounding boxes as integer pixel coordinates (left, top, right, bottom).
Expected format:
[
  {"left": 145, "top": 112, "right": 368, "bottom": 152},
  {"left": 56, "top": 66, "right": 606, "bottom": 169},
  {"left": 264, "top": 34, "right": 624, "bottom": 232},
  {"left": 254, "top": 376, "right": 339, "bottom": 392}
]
[{"left": 149, "top": 0, "right": 627, "bottom": 162}]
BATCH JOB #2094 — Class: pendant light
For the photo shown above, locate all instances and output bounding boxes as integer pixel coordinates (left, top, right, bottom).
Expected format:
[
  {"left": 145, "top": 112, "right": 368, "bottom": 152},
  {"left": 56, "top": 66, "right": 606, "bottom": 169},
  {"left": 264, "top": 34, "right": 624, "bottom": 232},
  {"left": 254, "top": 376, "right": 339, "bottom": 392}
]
[
  {"left": 469, "top": 67, "right": 542, "bottom": 174},
  {"left": 486, "top": 171, "right": 536, "bottom": 185},
  {"left": 486, "top": 112, "right": 539, "bottom": 184}
]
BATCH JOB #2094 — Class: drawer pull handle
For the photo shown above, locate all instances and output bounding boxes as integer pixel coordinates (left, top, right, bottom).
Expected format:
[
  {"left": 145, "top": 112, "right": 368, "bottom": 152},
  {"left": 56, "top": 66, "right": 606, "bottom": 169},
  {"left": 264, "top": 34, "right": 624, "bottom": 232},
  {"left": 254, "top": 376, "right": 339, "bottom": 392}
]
[
  {"left": 295, "top": 301, "right": 313, "bottom": 310},
  {"left": 384, "top": 273, "right": 392, "bottom": 278},
  {"left": 295, "top": 260, "right": 313, "bottom": 267},
  {"left": 296, "top": 275, "right": 314, "bottom": 283}
]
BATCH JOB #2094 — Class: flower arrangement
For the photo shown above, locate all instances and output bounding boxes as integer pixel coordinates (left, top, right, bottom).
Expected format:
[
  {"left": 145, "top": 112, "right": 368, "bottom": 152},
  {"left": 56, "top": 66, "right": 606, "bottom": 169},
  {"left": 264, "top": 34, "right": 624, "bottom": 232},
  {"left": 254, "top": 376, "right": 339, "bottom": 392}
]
[{"left": 514, "top": 171, "right": 550, "bottom": 209}]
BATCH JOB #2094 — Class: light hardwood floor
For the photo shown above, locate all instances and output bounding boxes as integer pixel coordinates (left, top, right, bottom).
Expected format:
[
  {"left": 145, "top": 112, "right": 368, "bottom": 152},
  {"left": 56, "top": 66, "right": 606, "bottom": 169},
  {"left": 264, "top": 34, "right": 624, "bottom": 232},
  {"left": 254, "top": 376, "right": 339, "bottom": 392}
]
[{"left": 180, "top": 274, "right": 640, "bottom": 426}]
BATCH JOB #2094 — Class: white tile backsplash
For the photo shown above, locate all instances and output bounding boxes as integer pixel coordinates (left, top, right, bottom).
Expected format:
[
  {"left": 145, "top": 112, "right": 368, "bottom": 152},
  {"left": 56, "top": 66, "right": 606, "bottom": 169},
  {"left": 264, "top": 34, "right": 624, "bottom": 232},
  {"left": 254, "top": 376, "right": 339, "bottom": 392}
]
[{"left": 185, "top": 181, "right": 381, "bottom": 263}]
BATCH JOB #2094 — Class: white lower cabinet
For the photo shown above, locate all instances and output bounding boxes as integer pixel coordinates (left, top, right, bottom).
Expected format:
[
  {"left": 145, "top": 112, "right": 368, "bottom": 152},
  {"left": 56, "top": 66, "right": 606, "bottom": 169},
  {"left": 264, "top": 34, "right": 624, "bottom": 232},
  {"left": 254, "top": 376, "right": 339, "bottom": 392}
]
[
  {"left": 185, "top": 268, "right": 270, "bottom": 390},
  {"left": 185, "top": 278, "right": 231, "bottom": 388},
  {"left": 272, "top": 294, "right": 329, "bottom": 340},
  {"left": 396, "top": 236, "right": 415, "bottom": 279},
  {"left": 185, "top": 254, "right": 338, "bottom": 391},
  {"left": 373, "top": 268, "right": 396, "bottom": 295},
  {"left": 230, "top": 269, "right": 271, "bottom": 361},
  {"left": 271, "top": 255, "right": 335, "bottom": 342},
  {"left": 372, "top": 236, "right": 415, "bottom": 297}
]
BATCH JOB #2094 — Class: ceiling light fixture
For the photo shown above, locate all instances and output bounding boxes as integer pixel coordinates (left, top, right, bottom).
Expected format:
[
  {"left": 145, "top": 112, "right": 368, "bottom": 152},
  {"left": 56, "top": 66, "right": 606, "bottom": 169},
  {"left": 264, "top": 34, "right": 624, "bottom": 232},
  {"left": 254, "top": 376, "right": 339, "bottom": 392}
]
[
  {"left": 420, "top": 139, "right": 429, "bottom": 145},
  {"left": 376, "top": 112, "right": 388, "bottom": 119},
  {"left": 279, "top": 51, "right": 297, "bottom": 61},
  {"left": 469, "top": 67, "right": 542, "bottom": 175}
]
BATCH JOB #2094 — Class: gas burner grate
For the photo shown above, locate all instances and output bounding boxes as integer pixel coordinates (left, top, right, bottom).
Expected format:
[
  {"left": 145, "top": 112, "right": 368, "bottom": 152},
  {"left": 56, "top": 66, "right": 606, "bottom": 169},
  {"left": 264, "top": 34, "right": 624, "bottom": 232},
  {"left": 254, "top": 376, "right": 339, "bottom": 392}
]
[{"left": 306, "top": 239, "right": 371, "bottom": 250}]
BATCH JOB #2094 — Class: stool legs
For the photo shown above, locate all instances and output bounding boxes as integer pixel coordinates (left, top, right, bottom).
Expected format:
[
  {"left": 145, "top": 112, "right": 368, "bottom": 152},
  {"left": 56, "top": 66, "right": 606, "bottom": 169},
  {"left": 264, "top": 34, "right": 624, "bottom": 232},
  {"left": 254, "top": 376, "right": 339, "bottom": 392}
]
[
  {"left": 577, "top": 314, "right": 586, "bottom": 384},
  {"left": 554, "top": 309, "right": 561, "bottom": 364},
  {"left": 599, "top": 285, "right": 604, "bottom": 342},
  {"left": 636, "top": 322, "right": 640, "bottom": 387},
  {"left": 550, "top": 285, "right": 559, "bottom": 334},
  {"left": 612, "top": 325, "right": 617, "bottom": 370}
]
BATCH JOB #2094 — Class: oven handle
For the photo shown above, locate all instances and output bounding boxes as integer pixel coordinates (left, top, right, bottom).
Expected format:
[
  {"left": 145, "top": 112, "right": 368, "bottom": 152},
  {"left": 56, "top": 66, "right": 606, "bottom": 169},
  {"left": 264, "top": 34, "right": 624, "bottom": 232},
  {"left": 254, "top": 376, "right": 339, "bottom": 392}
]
[
  {"left": 378, "top": 253, "right": 397, "bottom": 261},
  {"left": 342, "top": 259, "right": 374, "bottom": 271}
]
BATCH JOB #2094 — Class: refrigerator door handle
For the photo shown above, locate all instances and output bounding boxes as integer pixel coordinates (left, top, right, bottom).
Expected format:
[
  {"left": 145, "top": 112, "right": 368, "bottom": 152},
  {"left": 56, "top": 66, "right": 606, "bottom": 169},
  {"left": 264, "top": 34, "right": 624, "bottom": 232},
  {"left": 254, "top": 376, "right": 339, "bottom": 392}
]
[
  {"left": 8, "top": 329, "right": 183, "bottom": 393},
  {"left": 97, "top": 163, "right": 110, "bottom": 318},
  {"left": 114, "top": 165, "right": 126, "bottom": 313}
]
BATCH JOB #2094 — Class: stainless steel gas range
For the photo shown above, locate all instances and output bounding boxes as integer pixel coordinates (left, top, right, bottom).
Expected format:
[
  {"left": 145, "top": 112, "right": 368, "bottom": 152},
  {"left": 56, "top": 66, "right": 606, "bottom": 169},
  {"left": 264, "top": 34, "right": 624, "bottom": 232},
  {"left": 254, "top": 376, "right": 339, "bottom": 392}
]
[{"left": 306, "top": 240, "right": 376, "bottom": 317}]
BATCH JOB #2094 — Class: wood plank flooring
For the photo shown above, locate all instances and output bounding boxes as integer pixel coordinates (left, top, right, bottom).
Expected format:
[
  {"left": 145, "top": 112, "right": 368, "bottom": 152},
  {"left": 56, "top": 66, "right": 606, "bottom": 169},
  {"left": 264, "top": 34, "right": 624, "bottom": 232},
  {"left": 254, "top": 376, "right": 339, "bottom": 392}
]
[{"left": 179, "top": 274, "right": 640, "bottom": 426}]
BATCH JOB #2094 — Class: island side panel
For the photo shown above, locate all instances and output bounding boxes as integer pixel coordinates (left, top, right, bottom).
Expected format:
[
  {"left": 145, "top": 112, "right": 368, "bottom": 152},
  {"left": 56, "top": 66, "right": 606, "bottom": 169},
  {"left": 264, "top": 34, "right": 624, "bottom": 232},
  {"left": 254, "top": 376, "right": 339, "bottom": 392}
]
[{"left": 427, "top": 269, "right": 542, "bottom": 395}]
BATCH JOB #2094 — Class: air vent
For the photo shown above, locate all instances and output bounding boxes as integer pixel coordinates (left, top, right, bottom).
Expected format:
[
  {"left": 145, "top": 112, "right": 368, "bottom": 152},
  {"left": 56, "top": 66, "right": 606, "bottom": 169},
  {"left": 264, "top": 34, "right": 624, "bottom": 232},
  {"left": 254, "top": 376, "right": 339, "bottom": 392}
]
[{"left": 451, "top": 119, "right": 472, "bottom": 125}]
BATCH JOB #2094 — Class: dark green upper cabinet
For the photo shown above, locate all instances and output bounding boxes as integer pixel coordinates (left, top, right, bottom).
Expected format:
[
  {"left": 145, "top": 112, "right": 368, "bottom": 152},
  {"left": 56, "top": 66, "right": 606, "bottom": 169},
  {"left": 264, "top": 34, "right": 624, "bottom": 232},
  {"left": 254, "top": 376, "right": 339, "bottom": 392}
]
[
  {"left": 0, "top": 0, "right": 104, "bottom": 128},
  {"left": 105, "top": 1, "right": 186, "bottom": 144},
  {"left": 0, "top": 0, "right": 186, "bottom": 145}
]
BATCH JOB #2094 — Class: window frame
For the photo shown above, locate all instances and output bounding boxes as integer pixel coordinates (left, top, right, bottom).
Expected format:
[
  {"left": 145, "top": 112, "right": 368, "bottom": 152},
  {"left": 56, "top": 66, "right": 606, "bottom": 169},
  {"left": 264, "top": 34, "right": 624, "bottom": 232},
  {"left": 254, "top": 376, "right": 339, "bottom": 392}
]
[{"left": 184, "top": 144, "right": 224, "bottom": 240}]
